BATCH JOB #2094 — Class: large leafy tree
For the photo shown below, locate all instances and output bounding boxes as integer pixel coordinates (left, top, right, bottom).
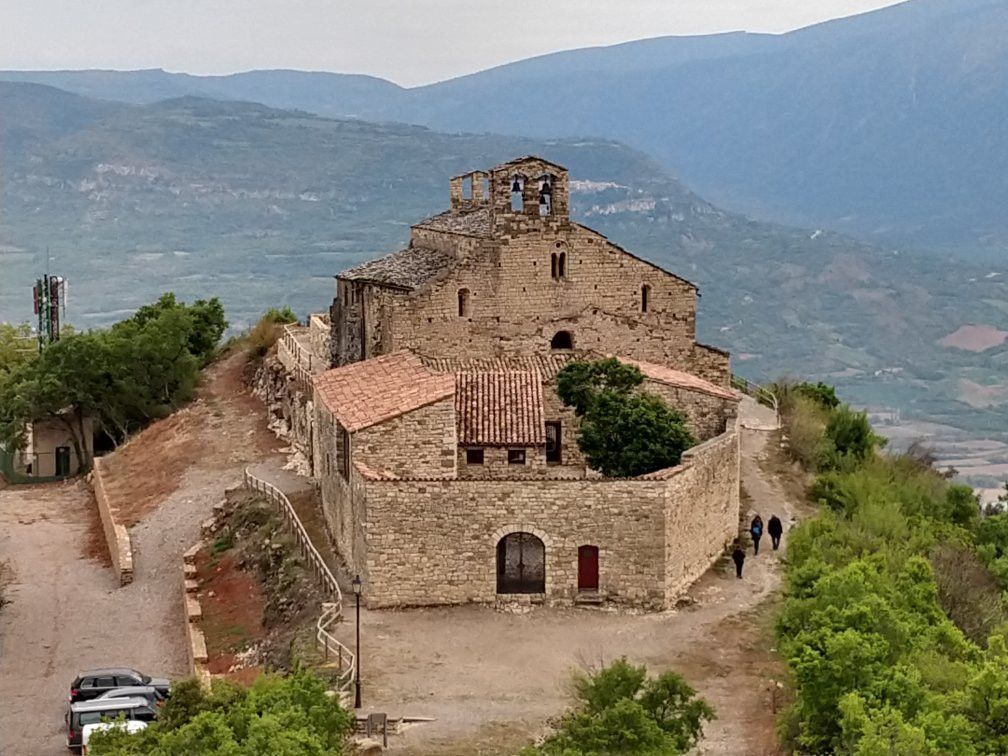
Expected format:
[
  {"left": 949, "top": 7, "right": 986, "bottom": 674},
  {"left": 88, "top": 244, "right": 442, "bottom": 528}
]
[
  {"left": 556, "top": 358, "right": 695, "bottom": 477},
  {"left": 0, "top": 292, "right": 226, "bottom": 471}
]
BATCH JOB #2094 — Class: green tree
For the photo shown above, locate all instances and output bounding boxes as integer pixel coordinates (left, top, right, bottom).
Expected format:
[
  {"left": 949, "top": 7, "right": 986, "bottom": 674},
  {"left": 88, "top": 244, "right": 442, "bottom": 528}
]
[
  {"left": 525, "top": 659, "right": 714, "bottom": 755},
  {"left": 818, "top": 405, "right": 885, "bottom": 470},
  {"left": 795, "top": 381, "right": 840, "bottom": 410},
  {"left": 88, "top": 670, "right": 353, "bottom": 755},
  {"left": 556, "top": 359, "right": 696, "bottom": 477},
  {"left": 0, "top": 322, "right": 36, "bottom": 374}
]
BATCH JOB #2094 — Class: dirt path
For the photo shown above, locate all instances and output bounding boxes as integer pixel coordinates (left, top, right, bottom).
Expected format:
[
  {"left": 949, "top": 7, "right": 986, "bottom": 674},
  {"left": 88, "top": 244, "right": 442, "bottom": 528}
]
[{"left": 321, "top": 414, "right": 805, "bottom": 756}]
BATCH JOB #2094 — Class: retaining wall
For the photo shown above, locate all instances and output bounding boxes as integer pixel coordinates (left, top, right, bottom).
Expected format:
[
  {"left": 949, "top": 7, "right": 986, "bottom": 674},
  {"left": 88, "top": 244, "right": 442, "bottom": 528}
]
[{"left": 91, "top": 457, "right": 134, "bottom": 585}]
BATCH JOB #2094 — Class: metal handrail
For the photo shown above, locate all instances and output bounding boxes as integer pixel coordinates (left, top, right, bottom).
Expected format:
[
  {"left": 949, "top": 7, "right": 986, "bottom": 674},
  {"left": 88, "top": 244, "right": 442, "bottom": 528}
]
[
  {"left": 731, "top": 374, "right": 780, "bottom": 428},
  {"left": 242, "top": 468, "right": 356, "bottom": 698}
]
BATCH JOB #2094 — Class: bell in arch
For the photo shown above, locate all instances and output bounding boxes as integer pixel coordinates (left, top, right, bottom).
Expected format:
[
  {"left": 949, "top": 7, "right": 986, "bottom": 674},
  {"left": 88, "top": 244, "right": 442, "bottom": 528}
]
[{"left": 511, "top": 177, "right": 522, "bottom": 193}]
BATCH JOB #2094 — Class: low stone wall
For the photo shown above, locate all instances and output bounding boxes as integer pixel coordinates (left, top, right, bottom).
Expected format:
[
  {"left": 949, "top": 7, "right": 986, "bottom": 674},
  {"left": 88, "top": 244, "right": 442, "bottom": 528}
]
[
  {"left": 182, "top": 541, "right": 212, "bottom": 689},
  {"left": 91, "top": 457, "right": 134, "bottom": 585}
]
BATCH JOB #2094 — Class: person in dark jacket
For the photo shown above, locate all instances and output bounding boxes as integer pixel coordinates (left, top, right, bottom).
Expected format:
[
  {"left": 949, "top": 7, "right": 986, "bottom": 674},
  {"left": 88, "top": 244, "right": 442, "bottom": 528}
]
[
  {"left": 750, "top": 515, "right": 764, "bottom": 555},
  {"left": 768, "top": 514, "right": 784, "bottom": 551},
  {"left": 731, "top": 540, "right": 745, "bottom": 578}
]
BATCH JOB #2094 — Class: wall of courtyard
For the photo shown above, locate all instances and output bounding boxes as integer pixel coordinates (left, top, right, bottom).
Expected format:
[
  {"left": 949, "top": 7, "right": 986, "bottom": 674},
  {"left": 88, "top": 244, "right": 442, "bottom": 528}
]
[{"left": 352, "top": 425, "right": 740, "bottom": 609}]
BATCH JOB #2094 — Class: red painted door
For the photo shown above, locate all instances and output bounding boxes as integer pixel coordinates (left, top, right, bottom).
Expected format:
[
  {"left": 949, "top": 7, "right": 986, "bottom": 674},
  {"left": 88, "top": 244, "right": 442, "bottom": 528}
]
[{"left": 578, "top": 545, "right": 599, "bottom": 592}]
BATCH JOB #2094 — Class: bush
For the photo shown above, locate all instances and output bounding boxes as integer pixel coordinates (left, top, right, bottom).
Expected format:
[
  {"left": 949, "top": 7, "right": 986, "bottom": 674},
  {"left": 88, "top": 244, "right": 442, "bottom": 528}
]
[
  {"left": 247, "top": 318, "right": 282, "bottom": 357},
  {"left": 88, "top": 670, "right": 353, "bottom": 755},
  {"left": 262, "top": 306, "right": 299, "bottom": 325},
  {"left": 817, "top": 405, "right": 885, "bottom": 470},
  {"left": 524, "top": 659, "right": 714, "bottom": 755},
  {"left": 781, "top": 394, "right": 828, "bottom": 469}
]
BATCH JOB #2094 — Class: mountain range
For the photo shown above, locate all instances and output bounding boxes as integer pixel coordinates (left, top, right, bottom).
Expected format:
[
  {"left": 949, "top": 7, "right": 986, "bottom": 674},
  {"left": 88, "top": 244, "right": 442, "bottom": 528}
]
[
  {"left": 0, "top": 81, "right": 1006, "bottom": 490},
  {"left": 3, "top": 0, "right": 1007, "bottom": 257}
]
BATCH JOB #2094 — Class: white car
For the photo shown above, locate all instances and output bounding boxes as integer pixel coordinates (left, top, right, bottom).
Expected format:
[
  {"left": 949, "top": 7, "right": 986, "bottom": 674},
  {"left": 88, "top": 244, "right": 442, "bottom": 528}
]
[{"left": 81, "top": 720, "right": 148, "bottom": 754}]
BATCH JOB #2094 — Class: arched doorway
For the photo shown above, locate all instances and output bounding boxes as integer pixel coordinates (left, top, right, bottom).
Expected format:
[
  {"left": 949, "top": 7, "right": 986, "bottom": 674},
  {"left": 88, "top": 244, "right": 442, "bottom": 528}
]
[
  {"left": 578, "top": 545, "right": 599, "bottom": 592},
  {"left": 496, "top": 532, "right": 546, "bottom": 594}
]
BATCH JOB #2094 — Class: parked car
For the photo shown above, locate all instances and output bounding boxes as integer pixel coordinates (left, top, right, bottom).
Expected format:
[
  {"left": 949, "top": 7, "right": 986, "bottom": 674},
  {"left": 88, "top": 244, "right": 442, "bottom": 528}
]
[
  {"left": 66, "top": 697, "right": 157, "bottom": 750},
  {"left": 69, "top": 668, "right": 170, "bottom": 703},
  {"left": 95, "top": 685, "right": 168, "bottom": 708},
  {"left": 81, "top": 720, "right": 148, "bottom": 754}
]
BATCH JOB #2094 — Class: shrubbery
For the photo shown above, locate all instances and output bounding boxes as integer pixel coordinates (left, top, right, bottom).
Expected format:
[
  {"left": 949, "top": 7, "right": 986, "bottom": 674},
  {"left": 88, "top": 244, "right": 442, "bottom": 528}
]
[
  {"left": 88, "top": 670, "right": 353, "bottom": 755},
  {"left": 523, "top": 659, "right": 714, "bottom": 755},
  {"left": 776, "top": 381, "right": 1008, "bottom": 754}
]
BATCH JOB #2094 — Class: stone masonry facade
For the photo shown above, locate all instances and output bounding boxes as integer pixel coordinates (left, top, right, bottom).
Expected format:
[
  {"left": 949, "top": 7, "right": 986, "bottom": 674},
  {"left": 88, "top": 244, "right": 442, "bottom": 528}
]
[{"left": 298, "top": 156, "right": 740, "bottom": 610}]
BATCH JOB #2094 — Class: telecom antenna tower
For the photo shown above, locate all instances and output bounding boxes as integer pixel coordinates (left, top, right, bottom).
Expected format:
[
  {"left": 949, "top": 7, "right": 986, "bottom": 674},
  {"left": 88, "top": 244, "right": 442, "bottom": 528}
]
[{"left": 33, "top": 274, "right": 66, "bottom": 352}]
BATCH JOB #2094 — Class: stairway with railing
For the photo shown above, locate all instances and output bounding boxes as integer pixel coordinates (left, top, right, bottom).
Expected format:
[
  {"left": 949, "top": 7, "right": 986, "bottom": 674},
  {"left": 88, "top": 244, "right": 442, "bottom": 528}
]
[{"left": 242, "top": 469, "right": 355, "bottom": 704}]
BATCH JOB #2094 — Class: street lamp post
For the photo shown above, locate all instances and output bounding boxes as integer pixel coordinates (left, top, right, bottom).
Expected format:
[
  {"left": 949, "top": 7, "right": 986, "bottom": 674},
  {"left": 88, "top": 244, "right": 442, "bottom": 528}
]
[{"left": 352, "top": 574, "right": 362, "bottom": 710}]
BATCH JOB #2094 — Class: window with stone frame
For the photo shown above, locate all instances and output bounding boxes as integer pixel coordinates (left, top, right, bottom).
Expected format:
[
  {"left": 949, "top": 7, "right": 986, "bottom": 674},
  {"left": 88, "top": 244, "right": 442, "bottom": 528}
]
[
  {"left": 466, "top": 448, "right": 485, "bottom": 465},
  {"left": 458, "top": 288, "right": 472, "bottom": 318},
  {"left": 507, "top": 448, "right": 527, "bottom": 465}
]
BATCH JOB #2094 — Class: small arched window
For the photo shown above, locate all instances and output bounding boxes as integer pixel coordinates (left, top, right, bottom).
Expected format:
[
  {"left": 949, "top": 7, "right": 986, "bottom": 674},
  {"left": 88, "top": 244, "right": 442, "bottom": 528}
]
[
  {"left": 458, "top": 288, "right": 471, "bottom": 318},
  {"left": 551, "top": 253, "right": 558, "bottom": 280},
  {"left": 641, "top": 284, "right": 651, "bottom": 313},
  {"left": 550, "top": 331, "right": 573, "bottom": 350},
  {"left": 558, "top": 252, "right": 566, "bottom": 278}
]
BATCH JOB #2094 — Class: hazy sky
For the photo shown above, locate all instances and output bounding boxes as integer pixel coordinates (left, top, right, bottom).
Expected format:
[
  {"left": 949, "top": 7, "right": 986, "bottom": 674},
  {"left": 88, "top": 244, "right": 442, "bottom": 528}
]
[{"left": 2, "top": 0, "right": 907, "bottom": 87}]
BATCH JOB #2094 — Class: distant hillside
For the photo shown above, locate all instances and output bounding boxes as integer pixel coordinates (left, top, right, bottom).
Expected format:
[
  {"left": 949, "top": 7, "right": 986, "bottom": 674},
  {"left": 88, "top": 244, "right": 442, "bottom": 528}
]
[
  {"left": 0, "top": 81, "right": 1005, "bottom": 473},
  {"left": 6, "top": 0, "right": 1006, "bottom": 256}
]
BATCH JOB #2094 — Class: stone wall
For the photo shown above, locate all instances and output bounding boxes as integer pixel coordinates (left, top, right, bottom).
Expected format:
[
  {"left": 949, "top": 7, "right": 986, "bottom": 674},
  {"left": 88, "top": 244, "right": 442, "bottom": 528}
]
[
  {"left": 315, "top": 402, "right": 368, "bottom": 577},
  {"left": 643, "top": 379, "right": 736, "bottom": 442},
  {"left": 338, "top": 425, "right": 739, "bottom": 609},
  {"left": 456, "top": 444, "right": 582, "bottom": 479},
  {"left": 252, "top": 355, "right": 314, "bottom": 470},
  {"left": 663, "top": 425, "right": 741, "bottom": 603},
  {"left": 91, "top": 457, "right": 134, "bottom": 585},
  {"left": 353, "top": 397, "right": 457, "bottom": 479},
  {"left": 309, "top": 313, "right": 331, "bottom": 368}
]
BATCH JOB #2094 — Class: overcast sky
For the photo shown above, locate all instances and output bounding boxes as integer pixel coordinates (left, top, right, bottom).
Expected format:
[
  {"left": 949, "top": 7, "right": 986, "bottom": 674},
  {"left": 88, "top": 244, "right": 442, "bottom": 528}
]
[{"left": 2, "top": 0, "right": 907, "bottom": 87}]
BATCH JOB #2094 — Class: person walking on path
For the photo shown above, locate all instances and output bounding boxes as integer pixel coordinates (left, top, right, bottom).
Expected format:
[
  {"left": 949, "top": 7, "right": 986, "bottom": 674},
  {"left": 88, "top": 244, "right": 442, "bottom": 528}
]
[
  {"left": 731, "top": 540, "right": 746, "bottom": 578},
  {"left": 768, "top": 515, "right": 784, "bottom": 551},
  {"left": 750, "top": 515, "right": 764, "bottom": 555}
]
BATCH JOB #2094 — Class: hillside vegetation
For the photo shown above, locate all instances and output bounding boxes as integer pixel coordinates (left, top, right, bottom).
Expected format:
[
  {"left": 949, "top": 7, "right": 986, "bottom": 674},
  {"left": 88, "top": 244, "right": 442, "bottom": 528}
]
[{"left": 774, "top": 385, "right": 1008, "bottom": 753}]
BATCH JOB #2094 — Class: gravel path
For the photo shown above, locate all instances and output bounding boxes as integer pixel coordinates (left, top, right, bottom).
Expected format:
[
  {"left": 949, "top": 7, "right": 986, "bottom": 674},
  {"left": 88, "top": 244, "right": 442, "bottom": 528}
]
[{"left": 0, "top": 483, "right": 184, "bottom": 755}]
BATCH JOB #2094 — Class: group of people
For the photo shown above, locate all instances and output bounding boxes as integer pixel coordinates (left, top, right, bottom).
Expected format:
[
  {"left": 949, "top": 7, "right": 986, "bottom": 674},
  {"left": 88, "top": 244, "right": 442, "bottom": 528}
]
[{"left": 731, "top": 514, "right": 783, "bottom": 578}]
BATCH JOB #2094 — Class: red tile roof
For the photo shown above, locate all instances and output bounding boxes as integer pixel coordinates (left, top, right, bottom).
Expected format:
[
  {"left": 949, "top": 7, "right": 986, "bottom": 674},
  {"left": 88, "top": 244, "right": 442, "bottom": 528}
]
[
  {"left": 313, "top": 351, "right": 455, "bottom": 432},
  {"left": 615, "top": 357, "right": 739, "bottom": 401},
  {"left": 456, "top": 371, "right": 545, "bottom": 446}
]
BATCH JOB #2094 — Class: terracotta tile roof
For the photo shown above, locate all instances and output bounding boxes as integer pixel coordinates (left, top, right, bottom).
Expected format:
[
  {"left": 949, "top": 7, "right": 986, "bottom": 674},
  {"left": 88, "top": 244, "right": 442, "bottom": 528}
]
[
  {"left": 456, "top": 371, "right": 545, "bottom": 446},
  {"left": 413, "top": 206, "right": 491, "bottom": 237},
  {"left": 338, "top": 246, "right": 453, "bottom": 290},
  {"left": 615, "top": 357, "right": 739, "bottom": 401},
  {"left": 313, "top": 351, "right": 455, "bottom": 432},
  {"left": 422, "top": 354, "right": 573, "bottom": 381}
]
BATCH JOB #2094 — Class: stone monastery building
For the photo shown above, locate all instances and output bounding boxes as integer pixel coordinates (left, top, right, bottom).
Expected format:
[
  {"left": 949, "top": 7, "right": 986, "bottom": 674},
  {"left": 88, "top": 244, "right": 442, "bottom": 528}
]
[{"left": 293, "top": 157, "right": 740, "bottom": 609}]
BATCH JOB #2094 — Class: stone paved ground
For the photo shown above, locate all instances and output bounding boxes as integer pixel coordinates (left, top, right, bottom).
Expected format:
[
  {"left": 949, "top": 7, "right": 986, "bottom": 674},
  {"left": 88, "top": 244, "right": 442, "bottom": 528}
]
[{"left": 318, "top": 415, "right": 804, "bottom": 755}]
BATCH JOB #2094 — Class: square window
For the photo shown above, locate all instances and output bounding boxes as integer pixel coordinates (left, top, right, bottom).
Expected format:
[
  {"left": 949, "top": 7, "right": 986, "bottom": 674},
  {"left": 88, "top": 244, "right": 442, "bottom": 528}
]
[
  {"left": 507, "top": 448, "right": 526, "bottom": 465},
  {"left": 466, "top": 448, "right": 484, "bottom": 465}
]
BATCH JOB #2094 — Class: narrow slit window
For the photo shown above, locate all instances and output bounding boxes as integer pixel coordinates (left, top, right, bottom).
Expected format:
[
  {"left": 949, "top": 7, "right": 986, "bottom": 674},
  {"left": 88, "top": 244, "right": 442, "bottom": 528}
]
[
  {"left": 551, "top": 253, "right": 558, "bottom": 280},
  {"left": 641, "top": 284, "right": 651, "bottom": 313},
  {"left": 558, "top": 252, "right": 566, "bottom": 278},
  {"left": 458, "top": 288, "right": 471, "bottom": 317}
]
